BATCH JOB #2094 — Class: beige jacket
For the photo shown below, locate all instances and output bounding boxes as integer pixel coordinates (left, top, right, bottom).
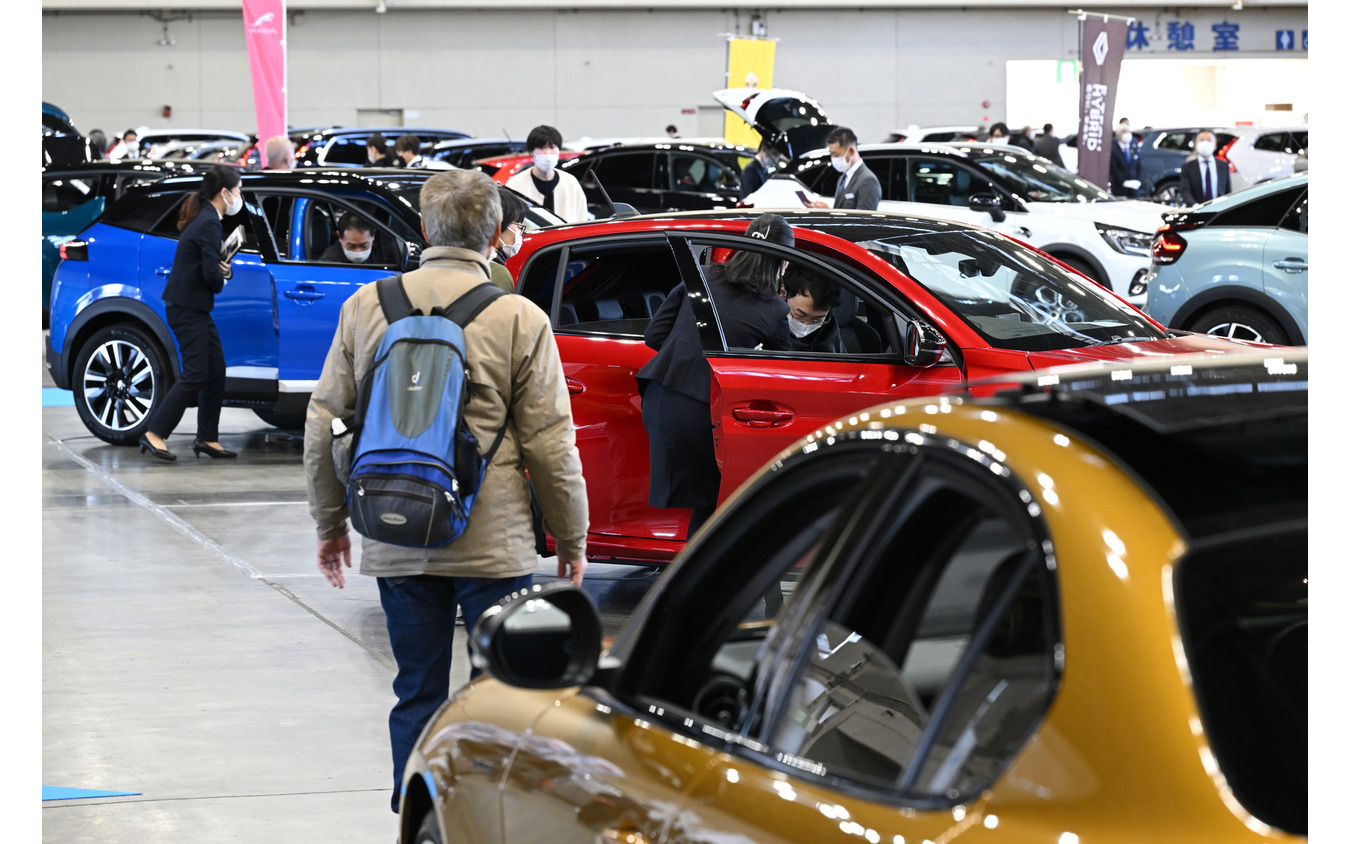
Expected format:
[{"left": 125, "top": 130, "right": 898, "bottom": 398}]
[
  {"left": 303, "top": 247, "right": 588, "bottom": 579},
  {"left": 506, "top": 167, "right": 589, "bottom": 224}
]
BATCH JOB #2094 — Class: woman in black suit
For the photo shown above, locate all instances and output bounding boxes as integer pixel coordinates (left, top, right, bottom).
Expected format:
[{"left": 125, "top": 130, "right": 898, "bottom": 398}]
[
  {"left": 636, "top": 212, "right": 794, "bottom": 538},
  {"left": 139, "top": 165, "right": 242, "bottom": 462}
]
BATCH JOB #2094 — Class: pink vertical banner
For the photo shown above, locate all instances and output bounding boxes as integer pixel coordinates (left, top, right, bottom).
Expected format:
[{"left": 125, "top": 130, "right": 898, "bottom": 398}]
[{"left": 242, "top": 0, "right": 287, "bottom": 142}]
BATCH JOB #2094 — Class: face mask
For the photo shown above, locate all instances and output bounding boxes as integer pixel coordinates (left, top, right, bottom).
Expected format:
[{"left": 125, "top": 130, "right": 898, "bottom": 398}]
[
  {"left": 533, "top": 153, "right": 559, "bottom": 174},
  {"left": 497, "top": 229, "right": 521, "bottom": 259},
  {"left": 788, "top": 315, "right": 823, "bottom": 338},
  {"left": 1196, "top": 140, "right": 1216, "bottom": 157},
  {"left": 989, "top": 137, "right": 1008, "bottom": 146},
  {"left": 223, "top": 189, "right": 243, "bottom": 216},
  {"left": 342, "top": 246, "right": 371, "bottom": 263},
  {"left": 830, "top": 154, "right": 850, "bottom": 173},
  {"left": 1118, "top": 134, "right": 1132, "bottom": 146}
]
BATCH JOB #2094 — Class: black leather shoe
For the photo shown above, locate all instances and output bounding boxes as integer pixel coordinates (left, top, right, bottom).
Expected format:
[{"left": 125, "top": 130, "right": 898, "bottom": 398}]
[
  {"left": 191, "top": 439, "right": 237, "bottom": 459},
  {"left": 138, "top": 436, "right": 176, "bottom": 462}
]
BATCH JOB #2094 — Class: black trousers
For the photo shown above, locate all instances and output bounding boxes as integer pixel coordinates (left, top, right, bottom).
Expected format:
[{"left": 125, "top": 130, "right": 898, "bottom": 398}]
[
  {"left": 147, "top": 304, "right": 225, "bottom": 442},
  {"left": 641, "top": 381, "right": 720, "bottom": 538}
]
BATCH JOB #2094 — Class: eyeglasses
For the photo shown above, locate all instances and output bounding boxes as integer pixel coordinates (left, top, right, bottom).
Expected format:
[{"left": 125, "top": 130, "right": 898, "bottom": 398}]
[{"left": 790, "top": 308, "right": 829, "bottom": 325}]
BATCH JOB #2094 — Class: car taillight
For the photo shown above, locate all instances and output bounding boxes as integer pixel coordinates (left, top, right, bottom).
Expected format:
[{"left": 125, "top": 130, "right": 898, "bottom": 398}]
[
  {"left": 1151, "top": 226, "right": 1188, "bottom": 265},
  {"left": 59, "top": 240, "right": 88, "bottom": 262},
  {"left": 1217, "top": 138, "right": 1238, "bottom": 173}
]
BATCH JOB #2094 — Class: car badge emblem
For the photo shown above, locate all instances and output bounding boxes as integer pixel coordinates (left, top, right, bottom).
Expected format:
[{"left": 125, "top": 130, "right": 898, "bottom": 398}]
[{"left": 1093, "top": 31, "right": 1110, "bottom": 65}]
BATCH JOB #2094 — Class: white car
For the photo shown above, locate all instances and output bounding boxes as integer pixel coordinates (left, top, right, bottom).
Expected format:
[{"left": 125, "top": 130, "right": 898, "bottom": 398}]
[
  {"left": 1221, "top": 126, "right": 1307, "bottom": 191},
  {"left": 742, "top": 143, "right": 1169, "bottom": 307},
  {"left": 884, "top": 125, "right": 981, "bottom": 144}
]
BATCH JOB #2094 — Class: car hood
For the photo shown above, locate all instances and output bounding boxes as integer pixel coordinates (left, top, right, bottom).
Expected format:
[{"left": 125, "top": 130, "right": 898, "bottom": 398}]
[
  {"left": 713, "top": 87, "right": 837, "bottom": 158},
  {"left": 1028, "top": 198, "right": 1169, "bottom": 232},
  {"left": 1027, "top": 332, "right": 1277, "bottom": 369}
]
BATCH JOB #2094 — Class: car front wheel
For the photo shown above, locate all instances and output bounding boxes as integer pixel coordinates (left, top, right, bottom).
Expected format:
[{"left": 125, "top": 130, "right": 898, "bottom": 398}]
[
  {"left": 1153, "top": 181, "right": 1184, "bottom": 206},
  {"left": 73, "top": 324, "right": 172, "bottom": 445},
  {"left": 1187, "top": 305, "right": 1289, "bottom": 345}
]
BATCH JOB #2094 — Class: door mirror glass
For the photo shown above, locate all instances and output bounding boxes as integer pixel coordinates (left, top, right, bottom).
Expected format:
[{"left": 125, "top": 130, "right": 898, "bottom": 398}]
[
  {"left": 471, "top": 584, "right": 603, "bottom": 689},
  {"left": 904, "top": 319, "right": 947, "bottom": 368}
]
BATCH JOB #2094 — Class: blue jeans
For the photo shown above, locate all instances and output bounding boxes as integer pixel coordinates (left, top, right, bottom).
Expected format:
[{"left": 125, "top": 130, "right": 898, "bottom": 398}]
[{"left": 377, "top": 572, "right": 532, "bottom": 813}]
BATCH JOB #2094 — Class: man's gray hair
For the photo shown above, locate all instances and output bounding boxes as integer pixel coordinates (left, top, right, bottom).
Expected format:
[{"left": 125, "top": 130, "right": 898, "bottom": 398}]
[
  {"left": 263, "top": 135, "right": 294, "bottom": 168},
  {"left": 419, "top": 170, "right": 502, "bottom": 252}
]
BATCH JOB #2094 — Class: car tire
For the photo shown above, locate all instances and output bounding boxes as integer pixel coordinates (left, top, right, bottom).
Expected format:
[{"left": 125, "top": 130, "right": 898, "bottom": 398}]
[
  {"left": 1187, "top": 305, "right": 1289, "bottom": 345},
  {"left": 1054, "top": 255, "right": 1106, "bottom": 289},
  {"left": 413, "top": 808, "right": 443, "bottom": 844},
  {"left": 1153, "top": 181, "right": 1184, "bottom": 206},
  {"left": 252, "top": 408, "right": 306, "bottom": 431},
  {"left": 72, "top": 324, "right": 172, "bottom": 445}
]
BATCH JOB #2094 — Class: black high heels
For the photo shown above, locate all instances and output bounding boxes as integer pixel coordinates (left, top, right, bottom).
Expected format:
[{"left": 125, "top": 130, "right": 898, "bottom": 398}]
[
  {"left": 191, "top": 439, "right": 237, "bottom": 459},
  {"left": 138, "top": 435, "right": 176, "bottom": 462}
]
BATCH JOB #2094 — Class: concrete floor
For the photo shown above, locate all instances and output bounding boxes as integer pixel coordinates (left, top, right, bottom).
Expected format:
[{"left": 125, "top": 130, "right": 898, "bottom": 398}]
[{"left": 41, "top": 349, "right": 659, "bottom": 842}]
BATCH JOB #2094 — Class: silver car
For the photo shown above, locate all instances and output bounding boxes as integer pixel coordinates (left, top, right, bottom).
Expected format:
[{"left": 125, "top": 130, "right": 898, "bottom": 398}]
[{"left": 1145, "top": 173, "right": 1307, "bottom": 345}]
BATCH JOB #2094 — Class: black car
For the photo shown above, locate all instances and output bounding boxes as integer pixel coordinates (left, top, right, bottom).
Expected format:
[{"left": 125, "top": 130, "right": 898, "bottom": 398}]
[
  {"left": 1127, "top": 127, "right": 1240, "bottom": 205},
  {"left": 559, "top": 142, "right": 752, "bottom": 215},
  {"left": 291, "top": 127, "right": 471, "bottom": 167},
  {"left": 422, "top": 137, "right": 526, "bottom": 168},
  {"left": 43, "top": 107, "right": 95, "bottom": 169}
]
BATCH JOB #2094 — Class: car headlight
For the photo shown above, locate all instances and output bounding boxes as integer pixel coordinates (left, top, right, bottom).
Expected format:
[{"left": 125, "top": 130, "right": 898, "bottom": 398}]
[{"left": 1095, "top": 222, "right": 1153, "bottom": 257}]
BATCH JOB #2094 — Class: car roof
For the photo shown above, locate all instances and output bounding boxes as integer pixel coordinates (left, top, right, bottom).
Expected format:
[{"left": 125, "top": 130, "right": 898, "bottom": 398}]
[
  {"left": 523, "top": 207, "right": 997, "bottom": 242},
  {"left": 570, "top": 141, "right": 752, "bottom": 157},
  {"left": 795, "top": 142, "right": 1036, "bottom": 162}
]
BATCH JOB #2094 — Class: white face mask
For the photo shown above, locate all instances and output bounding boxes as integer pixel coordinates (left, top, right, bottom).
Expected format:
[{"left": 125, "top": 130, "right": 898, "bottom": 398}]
[
  {"left": 989, "top": 136, "right": 1009, "bottom": 146},
  {"left": 788, "top": 315, "right": 824, "bottom": 338},
  {"left": 1118, "top": 133, "right": 1133, "bottom": 146},
  {"left": 223, "top": 189, "right": 243, "bottom": 216},
  {"left": 533, "top": 152, "right": 559, "bottom": 174},
  {"left": 830, "top": 152, "right": 852, "bottom": 173},
  {"left": 343, "top": 246, "right": 371, "bottom": 263},
  {"left": 497, "top": 226, "right": 522, "bottom": 259},
  {"left": 1196, "top": 140, "right": 1216, "bottom": 157}
]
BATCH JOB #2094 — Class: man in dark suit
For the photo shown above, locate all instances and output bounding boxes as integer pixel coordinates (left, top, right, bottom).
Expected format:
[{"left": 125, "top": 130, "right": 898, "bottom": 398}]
[
  {"left": 1032, "top": 123, "right": 1065, "bottom": 167},
  {"left": 1108, "top": 126, "right": 1142, "bottom": 197},
  {"left": 1179, "top": 130, "right": 1233, "bottom": 205},
  {"left": 319, "top": 212, "right": 397, "bottom": 265},
  {"left": 808, "top": 126, "right": 882, "bottom": 211}
]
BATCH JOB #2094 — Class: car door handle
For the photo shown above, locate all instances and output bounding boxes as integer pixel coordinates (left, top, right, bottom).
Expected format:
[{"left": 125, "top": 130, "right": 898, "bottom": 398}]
[
  {"left": 1272, "top": 258, "right": 1307, "bottom": 273},
  {"left": 155, "top": 266, "right": 172, "bottom": 276},
  {"left": 566, "top": 377, "right": 585, "bottom": 395},
  {"left": 731, "top": 403, "right": 794, "bottom": 428},
  {"left": 283, "top": 285, "right": 325, "bottom": 302}
]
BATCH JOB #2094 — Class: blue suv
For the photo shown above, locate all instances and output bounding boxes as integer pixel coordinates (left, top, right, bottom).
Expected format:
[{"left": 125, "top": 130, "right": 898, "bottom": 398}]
[{"left": 46, "top": 169, "right": 561, "bottom": 444}]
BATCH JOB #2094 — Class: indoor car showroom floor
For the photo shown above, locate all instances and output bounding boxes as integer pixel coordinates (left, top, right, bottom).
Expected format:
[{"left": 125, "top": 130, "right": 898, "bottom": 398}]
[{"left": 40, "top": 345, "right": 658, "bottom": 842}]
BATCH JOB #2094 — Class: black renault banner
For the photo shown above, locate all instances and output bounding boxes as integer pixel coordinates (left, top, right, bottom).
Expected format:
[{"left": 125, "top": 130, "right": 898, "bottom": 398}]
[{"left": 1077, "top": 17, "right": 1128, "bottom": 190}]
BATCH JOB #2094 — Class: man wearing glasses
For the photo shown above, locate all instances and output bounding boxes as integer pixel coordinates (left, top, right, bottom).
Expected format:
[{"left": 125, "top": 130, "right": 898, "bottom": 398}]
[{"left": 780, "top": 265, "right": 845, "bottom": 353}]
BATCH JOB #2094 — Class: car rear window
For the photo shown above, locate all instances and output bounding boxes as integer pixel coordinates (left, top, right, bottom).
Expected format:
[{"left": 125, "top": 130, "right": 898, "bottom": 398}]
[
  {"left": 1210, "top": 185, "right": 1302, "bottom": 228},
  {"left": 102, "top": 190, "right": 185, "bottom": 234},
  {"left": 1175, "top": 528, "right": 1306, "bottom": 836}
]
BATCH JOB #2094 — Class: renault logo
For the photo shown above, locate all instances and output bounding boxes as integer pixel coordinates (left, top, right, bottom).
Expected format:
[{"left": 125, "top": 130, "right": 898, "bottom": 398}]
[{"left": 1093, "top": 31, "right": 1110, "bottom": 65}]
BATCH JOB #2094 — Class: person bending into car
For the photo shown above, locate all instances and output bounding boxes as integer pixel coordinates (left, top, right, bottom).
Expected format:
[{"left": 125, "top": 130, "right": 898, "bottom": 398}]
[
  {"left": 636, "top": 212, "right": 794, "bottom": 539},
  {"left": 487, "top": 187, "right": 529, "bottom": 293},
  {"left": 139, "top": 165, "right": 243, "bottom": 462},
  {"left": 320, "top": 212, "right": 396, "bottom": 266},
  {"left": 506, "top": 124, "right": 588, "bottom": 224},
  {"left": 780, "top": 264, "right": 845, "bottom": 354}
]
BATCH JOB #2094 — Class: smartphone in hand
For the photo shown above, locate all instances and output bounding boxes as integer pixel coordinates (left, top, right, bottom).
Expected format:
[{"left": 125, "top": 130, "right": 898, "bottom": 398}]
[{"left": 795, "top": 189, "right": 811, "bottom": 206}]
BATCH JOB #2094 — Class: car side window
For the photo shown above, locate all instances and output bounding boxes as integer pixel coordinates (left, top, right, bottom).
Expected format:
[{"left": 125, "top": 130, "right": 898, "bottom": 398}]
[
  {"left": 43, "top": 176, "right": 108, "bottom": 213},
  {"left": 524, "top": 240, "right": 683, "bottom": 337},
  {"left": 691, "top": 240, "right": 899, "bottom": 356},
  {"left": 795, "top": 158, "right": 840, "bottom": 197},
  {"left": 588, "top": 152, "right": 657, "bottom": 190},
  {"left": 321, "top": 137, "right": 369, "bottom": 166},
  {"left": 146, "top": 194, "right": 191, "bottom": 238},
  {"left": 767, "top": 454, "right": 1059, "bottom": 800},
  {"left": 255, "top": 193, "right": 298, "bottom": 259},
  {"left": 669, "top": 154, "right": 737, "bottom": 193},
  {"left": 289, "top": 197, "right": 404, "bottom": 267},
  {"left": 1290, "top": 132, "right": 1308, "bottom": 154},
  {"left": 1211, "top": 186, "right": 1302, "bottom": 229},
  {"left": 1253, "top": 132, "right": 1293, "bottom": 154},
  {"left": 1156, "top": 131, "right": 1193, "bottom": 152},
  {"left": 882, "top": 156, "right": 908, "bottom": 202},
  {"left": 1279, "top": 190, "right": 1308, "bottom": 235},
  {"left": 908, "top": 158, "right": 993, "bottom": 207}
]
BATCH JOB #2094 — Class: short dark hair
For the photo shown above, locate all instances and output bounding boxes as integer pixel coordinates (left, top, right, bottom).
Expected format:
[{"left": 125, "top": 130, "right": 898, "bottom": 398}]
[
  {"left": 336, "top": 211, "right": 374, "bottom": 236},
  {"left": 395, "top": 134, "right": 421, "bottom": 155},
  {"left": 825, "top": 126, "right": 858, "bottom": 149},
  {"left": 498, "top": 186, "right": 529, "bottom": 229},
  {"left": 367, "top": 132, "right": 389, "bottom": 152},
  {"left": 723, "top": 213, "right": 794, "bottom": 301},
  {"left": 989, "top": 122, "right": 1009, "bottom": 137},
  {"left": 1043, "top": 123, "right": 1055, "bottom": 134},
  {"left": 781, "top": 265, "right": 841, "bottom": 312},
  {"left": 526, "top": 125, "right": 563, "bottom": 152},
  {"left": 666, "top": 124, "right": 678, "bottom": 133},
  {"left": 123, "top": 129, "right": 138, "bottom": 140}
]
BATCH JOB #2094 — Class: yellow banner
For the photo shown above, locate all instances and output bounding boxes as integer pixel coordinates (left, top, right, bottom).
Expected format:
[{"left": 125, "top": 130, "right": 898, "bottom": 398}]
[{"left": 724, "top": 38, "right": 776, "bottom": 147}]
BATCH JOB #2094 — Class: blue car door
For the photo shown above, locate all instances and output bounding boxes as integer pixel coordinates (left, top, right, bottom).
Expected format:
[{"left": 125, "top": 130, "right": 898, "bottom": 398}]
[{"left": 266, "top": 194, "right": 409, "bottom": 395}]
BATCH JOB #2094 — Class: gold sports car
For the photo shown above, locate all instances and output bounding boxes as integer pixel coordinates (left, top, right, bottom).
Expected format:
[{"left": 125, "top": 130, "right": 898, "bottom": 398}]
[{"left": 399, "top": 351, "right": 1307, "bottom": 844}]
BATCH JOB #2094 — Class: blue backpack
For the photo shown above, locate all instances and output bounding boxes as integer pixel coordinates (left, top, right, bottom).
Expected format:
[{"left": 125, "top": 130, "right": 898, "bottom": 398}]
[{"left": 341, "top": 275, "right": 507, "bottom": 548}]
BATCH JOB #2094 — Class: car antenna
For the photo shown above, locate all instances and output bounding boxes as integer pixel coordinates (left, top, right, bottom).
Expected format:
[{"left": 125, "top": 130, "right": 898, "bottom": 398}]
[{"left": 579, "top": 167, "right": 618, "bottom": 217}]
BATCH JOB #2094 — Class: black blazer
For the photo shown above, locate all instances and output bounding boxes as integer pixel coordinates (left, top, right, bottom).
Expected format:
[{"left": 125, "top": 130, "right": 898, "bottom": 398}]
[
  {"left": 636, "top": 264, "right": 791, "bottom": 403},
  {"left": 1108, "top": 141, "right": 1142, "bottom": 197},
  {"left": 738, "top": 157, "right": 769, "bottom": 200},
  {"left": 1179, "top": 156, "right": 1232, "bottom": 205},
  {"left": 162, "top": 204, "right": 228, "bottom": 313}
]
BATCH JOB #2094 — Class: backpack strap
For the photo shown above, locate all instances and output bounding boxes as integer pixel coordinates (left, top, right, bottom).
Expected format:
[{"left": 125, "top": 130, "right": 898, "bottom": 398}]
[
  {"left": 376, "top": 274, "right": 419, "bottom": 324},
  {"left": 437, "top": 282, "right": 507, "bottom": 329}
]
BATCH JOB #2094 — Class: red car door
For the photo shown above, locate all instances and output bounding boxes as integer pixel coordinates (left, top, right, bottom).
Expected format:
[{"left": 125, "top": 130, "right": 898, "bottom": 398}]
[{"left": 666, "top": 231, "right": 966, "bottom": 504}]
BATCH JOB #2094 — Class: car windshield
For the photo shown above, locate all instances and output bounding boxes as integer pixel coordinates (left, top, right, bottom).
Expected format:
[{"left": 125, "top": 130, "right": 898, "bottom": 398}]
[
  {"left": 861, "top": 229, "right": 1163, "bottom": 351},
  {"left": 965, "top": 149, "right": 1112, "bottom": 203}
]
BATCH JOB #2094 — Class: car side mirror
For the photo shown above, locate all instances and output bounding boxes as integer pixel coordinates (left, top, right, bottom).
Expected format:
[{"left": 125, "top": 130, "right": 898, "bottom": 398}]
[
  {"left": 470, "top": 583, "right": 602, "bottom": 689},
  {"left": 969, "top": 193, "right": 1006, "bottom": 223},
  {"left": 903, "top": 319, "right": 947, "bottom": 368}
]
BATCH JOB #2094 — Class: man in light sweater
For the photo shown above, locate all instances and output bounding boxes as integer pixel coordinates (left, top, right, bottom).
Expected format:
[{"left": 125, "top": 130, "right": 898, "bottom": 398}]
[{"left": 506, "top": 124, "right": 589, "bottom": 223}]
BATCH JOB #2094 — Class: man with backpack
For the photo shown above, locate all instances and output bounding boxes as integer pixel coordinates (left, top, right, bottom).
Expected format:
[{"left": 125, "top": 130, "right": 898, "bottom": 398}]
[{"left": 302, "top": 168, "right": 589, "bottom": 815}]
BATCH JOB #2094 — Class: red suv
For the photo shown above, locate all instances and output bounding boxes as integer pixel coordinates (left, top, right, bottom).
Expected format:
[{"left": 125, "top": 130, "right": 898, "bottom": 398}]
[{"left": 506, "top": 210, "right": 1271, "bottom": 564}]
